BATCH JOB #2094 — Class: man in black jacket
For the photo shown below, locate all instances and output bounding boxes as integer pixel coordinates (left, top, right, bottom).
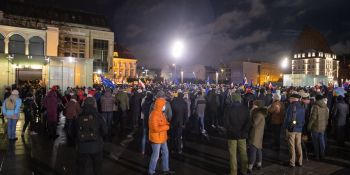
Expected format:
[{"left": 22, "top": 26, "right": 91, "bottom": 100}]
[
  {"left": 224, "top": 92, "right": 251, "bottom": 175},
  {"left": 170, "top": 91, "right": 188, "bottom": 154},
  {"left": 76, "top": 97, "right": 107, "bottom": 175}
]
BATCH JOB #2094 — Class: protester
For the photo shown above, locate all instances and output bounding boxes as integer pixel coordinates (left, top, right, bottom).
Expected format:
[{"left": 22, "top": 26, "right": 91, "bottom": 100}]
[
  {"left": 2, "top": 90, "right": 22, "bottom": 141},
  {"left": 76, "top": 97, "right": 107, "bottom": 175},
  {"left": 308, "top": 94, "right": 329, "bottom": 160},
  {"left": 268, "top": 93, "right": 285, "bottom": 151},
  {"left": 100, "top": 88, "right": 115, "bottom": 140},
  {"left": 141, "top": 91, "right": 154, "bottom": 155},
  {"left": 22, "top": 93, "right": 37, "bottom": 136},
  {"left": 331, "top": 95, "right": 349, "bottom": 146},
  {"left": 283, "top": 93, "right": 305, "bottom": 167},
  {"left": 130, "top": 88, "right": 143, "bottom": 129},
  {"left": 194, "top": 91, "right": 207, "bottom": 134},
  {"left": 115, "top": 88, "right": 130, "bottom": 136},
  {"left": 43, "top": 89, "right": 59, "bottom": 139},
  {"left": 223, "top": 93, "right": 250, "bottom": 175},
  {"left": 170, "top": 90, "right": 188, "bottom": 154},
  {"left": 148, "top": 96, "right": 174, "bottom": 175},
  {"left": 248, "top": 100, "right": 267, "bottom": 173},
  {"left": 64, "top": 94, "right": 81, "bottom": 145}
]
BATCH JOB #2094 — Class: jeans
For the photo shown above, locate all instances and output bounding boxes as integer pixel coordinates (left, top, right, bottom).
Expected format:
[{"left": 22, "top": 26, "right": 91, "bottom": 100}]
[
  {"left": 311, "top": 132, "right": 326, "bottom": 159},
  {"left": 286, "top": 131, "right": 303, "bottom": 166},
  {"left": 228, "top": 139, "right": 248, "bottom": 175},
  {"left": 22, "top": 110, "right": 32, "bottom": 134},
  {"left": 102, "top": 112, "right": 113, "bottom": 136},
  {"left": 77, "top": 152, "right": 103, "bottom": 175},
  {"left": 336, "top": 126, "right": 345, "bottom": 146},
  {"left": 149, "top": 143, "right": 169, "bottom": 174},
  {"left": 248, "top": 144, "right": 262, "bottom": 166},
  {"left": 198, "top": 115, "right": 205, "bottom": 132},
  {"left": 7, "top": 119, "right": 18, "bottom": 139},
  {"left": 141, "top": 119, "right": 148, "bottom": 154}
]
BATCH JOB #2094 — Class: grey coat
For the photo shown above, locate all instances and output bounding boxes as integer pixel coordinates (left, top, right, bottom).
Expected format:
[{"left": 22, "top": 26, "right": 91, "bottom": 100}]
[{"left": 332, "top": 101, "right": 349, "bottom": 126}]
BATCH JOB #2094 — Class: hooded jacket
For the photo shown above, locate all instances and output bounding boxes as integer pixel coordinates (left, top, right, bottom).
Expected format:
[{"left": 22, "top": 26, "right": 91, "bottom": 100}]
[
  {"left": 149, "top": 98, "right": 170, "bottom": 144},
  {"left": 308, "top": 100, "right": 329, "bottom": 132},
  {"left": 249, "top": 107, "right": 267, "bottom": 149}
]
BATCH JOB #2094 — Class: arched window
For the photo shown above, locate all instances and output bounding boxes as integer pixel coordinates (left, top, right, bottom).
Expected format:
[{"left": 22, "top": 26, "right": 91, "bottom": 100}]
[
  {"left": 0, "top": 34, "right": 4, "bottom": 53},
  {"left": 29, "top": 36, "right": 44, "bottom": 56},
  {"left": 8, "top": 34, "right": 25, "bottom": 54}
]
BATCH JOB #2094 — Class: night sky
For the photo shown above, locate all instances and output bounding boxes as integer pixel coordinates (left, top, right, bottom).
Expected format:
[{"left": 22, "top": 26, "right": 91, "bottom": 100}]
[{"left": 19, "top": 0, "right": 350, "bottom": 67}]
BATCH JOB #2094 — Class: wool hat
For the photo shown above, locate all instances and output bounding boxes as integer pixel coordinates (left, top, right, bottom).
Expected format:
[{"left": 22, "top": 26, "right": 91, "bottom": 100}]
[
  {"left": 315, "top": 94, "right": 324, "bottom": 101},
  {"left": 156, "top": 90, "right": 165, "bottom": 98},
  {"left": 84, "top": 97, "right": 96, "bottom": 106},
  {"left": 253, "top": 100, "right": 265, "bottom": 108},
  {"left": 273, "top": 93, "right": 281, "bottom": 101},
  {"left": 231, "top": 93, "right": 242, "bottom": 103},
  {"left": 11, "top": 90, "right": 19, "bottom": 95}
]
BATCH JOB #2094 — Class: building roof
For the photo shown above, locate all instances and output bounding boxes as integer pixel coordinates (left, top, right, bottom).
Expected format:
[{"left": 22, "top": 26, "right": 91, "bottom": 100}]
[
  {"left": 292, "top": 26, "right": 333, "bottom": 54},
  {"left": 1, "top": 1, "right": 109, "bottom": 28}
]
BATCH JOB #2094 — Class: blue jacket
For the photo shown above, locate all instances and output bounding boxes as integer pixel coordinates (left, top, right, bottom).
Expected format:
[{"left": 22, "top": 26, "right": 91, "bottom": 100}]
[
  {"left": 283, "top": 102, "right": 305, "bottom": 132},
  {"left": 2, "top": 98, "right": 22, "bottom": 119}
]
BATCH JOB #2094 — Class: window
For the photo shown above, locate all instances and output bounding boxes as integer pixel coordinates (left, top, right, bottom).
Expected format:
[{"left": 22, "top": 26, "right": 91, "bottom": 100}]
[
  {"left": 29, "top": 36, "right": 44, "bottom": 56},
  {"left": 9, "top": 34, "right": 25, "bottom": 54},
  {"left": 302, "top": 53, "right": 305, "bottom": 58},
  {"left": 93, "top": 39, "right": 108, "bottom": 61},
  {"left": 294, "top": 54, "right": 297, "bottom": 58},
  {"left": 319, "top": 52, "right": 323, "bottom": 57},
  {"left": 312, "top": 52, "right": 315, "bottom": 57},
  {"left": 79, "top": 53, "right": 85, "bottom": 58},
  {"left": 60, "top": 36, "right": 86, "bottom": 58},
  {"left": 298, "top": 53, "right": 301, "bottom": 58},
  {"left": 0, "top": 34, "right": 4, "bottom": 53},
  {"left": 308, "top": 52, "right": 311, "bottom": 57}
]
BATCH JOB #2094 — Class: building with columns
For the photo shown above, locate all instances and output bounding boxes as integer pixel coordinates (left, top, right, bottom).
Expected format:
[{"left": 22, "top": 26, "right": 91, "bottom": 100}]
[
  {"left": 284, "top": 26, "right": 339, "bottom": 86},
  {"left": 0, "top": 1, "right": 114, "bottom": 91},
  {"left": 109, "top": 51, "right": 137, "bottom": 83}
]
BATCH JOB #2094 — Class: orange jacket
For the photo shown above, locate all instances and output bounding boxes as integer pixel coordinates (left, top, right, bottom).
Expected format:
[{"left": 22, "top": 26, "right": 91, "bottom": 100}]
[{"left": 149, "top": 98, "right": 170, "bottom": 144}]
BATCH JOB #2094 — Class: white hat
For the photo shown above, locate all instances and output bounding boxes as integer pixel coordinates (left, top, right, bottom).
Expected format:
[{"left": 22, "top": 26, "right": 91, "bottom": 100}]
[
  {"left": 11, "top": 90, "right": 19, "bottom": 95},
  {"left": 273, "top": 93, "right": 281, "bottom": 101}
]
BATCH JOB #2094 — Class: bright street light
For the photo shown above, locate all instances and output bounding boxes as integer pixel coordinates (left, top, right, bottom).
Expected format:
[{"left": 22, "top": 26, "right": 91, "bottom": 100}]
[
  {"left": 281, "top": 57, "right": 288, "bottom": 69},
  {"left": 171, "top": 39, "right": 185, "bottom": 59}
]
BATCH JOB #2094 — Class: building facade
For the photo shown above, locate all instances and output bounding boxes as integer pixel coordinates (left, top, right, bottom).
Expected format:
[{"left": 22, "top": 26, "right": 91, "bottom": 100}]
[
  {"left": 0, "top": 1, "right": 114, "bottom": 90},
  {"left": 291, "top": 26, "right": 339, "bottom": 83},
  {"left": 110, "top": 51, "right": 137, "bottom": 83}
]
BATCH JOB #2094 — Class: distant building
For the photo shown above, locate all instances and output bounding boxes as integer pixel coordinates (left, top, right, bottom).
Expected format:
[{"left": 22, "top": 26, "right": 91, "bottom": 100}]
[
  {"left": 285, "top": 26, "right": 339, "bottom": 86},
  {"left": 108, "top": 51, "right": 137, "bottom": 83},
  {"left": 258, "top": 62, "right": 282, "bottom": 85}
]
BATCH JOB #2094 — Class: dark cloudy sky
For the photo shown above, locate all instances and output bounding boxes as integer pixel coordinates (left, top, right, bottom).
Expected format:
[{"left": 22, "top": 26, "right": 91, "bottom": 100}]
[{"left": 44, "top": 0, "right": 350, "bottom": 67}]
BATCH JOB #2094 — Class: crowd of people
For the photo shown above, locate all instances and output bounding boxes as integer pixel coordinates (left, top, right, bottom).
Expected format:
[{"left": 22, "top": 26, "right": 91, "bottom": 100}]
[{"left": 1, "top": 82, "right": 350, "bottom": 175}]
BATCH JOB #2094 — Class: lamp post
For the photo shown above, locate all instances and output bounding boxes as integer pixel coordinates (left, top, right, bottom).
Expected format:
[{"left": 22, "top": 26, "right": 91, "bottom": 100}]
[
  {"left": 7, "top": 54, "right": 14, "bottom": 86},
  {"left": 216, "top": 71, "right": 219, "bottom": 85},
  {"left": 181, "top": 71, "right": 184, "bottom": 84},
  {"left": 171, "top": 39, "right": 185, "bottom": 83}
]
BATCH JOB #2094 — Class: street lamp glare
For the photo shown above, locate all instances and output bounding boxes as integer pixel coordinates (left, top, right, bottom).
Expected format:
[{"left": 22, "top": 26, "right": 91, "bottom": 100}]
[
  {"left": 171, "top": 40, "right": 184, "bottom": 59},
  {"left": 281, "top": 57, "right": 288, "bottom": 69}
]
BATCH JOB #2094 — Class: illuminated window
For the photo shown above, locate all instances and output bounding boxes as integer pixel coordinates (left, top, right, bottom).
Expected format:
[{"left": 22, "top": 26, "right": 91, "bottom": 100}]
[
  {"left": 302, "top": 53, "right": 305, "bottom": 58},
  {"left": 312, "top": 52, "right": 315, "bottom": 57},
  {"left": 298, "top": 53, "right": 301, "bottom": 58},
  {"left": 319, "top": 52, "right": 323, "bottom": 57},
  {"left": 308, "top": 52, "right": 311, "bottom": 57},
  {"left": 294, "top": 54, "right": 297, "bottom": 58}
]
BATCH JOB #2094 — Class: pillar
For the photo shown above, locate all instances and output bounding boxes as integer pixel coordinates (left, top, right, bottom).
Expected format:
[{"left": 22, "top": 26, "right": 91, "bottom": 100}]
[
  {"left": 4, "top": 38, "right": 8, "bottom": 54},
  {"left": 25, "top": 41, "right": 29, "bottom": 55}
]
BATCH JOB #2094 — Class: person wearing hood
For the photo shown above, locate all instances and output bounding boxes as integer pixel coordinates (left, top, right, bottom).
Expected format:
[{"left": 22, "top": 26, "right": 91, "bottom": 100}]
[
  {"left": 248, "top": 100, "right": 267, "bottom": 173},
  {"left": 283, "top": 93, "right": 305, "bottom": 167},
  {"left": 148, "top": 96, "right": 174, "bottom": 175},
  {"left": 76, "top": 97, "right": 107, "bottom": 175},
  {"left": 2, "top": 90, "right": 22, "bottom": 141},
  {"left": 332, "top": 95, "right": 349, "bottom": 146},
  {"left": 170, "top": 91, "right": 188, "bottom": 154},
  {"left": 43, "top": 89, "right": 59, "bottom": 139},
  {"left": 308, "top": 94, "right": 329, "bottom": 160},
  {"left": 100, "top": 88, "right": 116, "bottom": 140},
  {"left": 223, "top": 93, "right": 250, "bottom": 175}
]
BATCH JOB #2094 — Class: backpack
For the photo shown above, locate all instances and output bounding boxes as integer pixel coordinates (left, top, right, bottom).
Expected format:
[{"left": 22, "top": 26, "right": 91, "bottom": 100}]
[{"left": 77, "top": 114, "right": 99, "bottom": 142}]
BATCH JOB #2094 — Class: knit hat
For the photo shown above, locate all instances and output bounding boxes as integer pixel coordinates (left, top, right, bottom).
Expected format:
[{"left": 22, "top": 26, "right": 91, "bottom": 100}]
[
  {"left": 11, "top": 90, "right": 19, "bottom": 95},
  {"left": 253, "top": 100, "right": 265, "bottom": 108},
  {"left": 315, "top": 94, "right": 324, "bottom": 101},
  {"left": 231, "top": 93, "right": 242, "bottom": 103},
  {"left": 156, "top": 90, "right": 165, "bottom": 98},
  {"left": 84, "top": 97, "right": 96, "bottom": 107},
  {"left": 273, "top": 93, "right": 281, "bottom": 101}
]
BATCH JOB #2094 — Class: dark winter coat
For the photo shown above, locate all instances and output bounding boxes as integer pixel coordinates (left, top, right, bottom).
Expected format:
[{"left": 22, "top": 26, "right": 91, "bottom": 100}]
[
  {"left": 116, "top": 91, "right": 129, "bottom": 112},
  {"left": 131, "top": 92, "right": 144, "bottom": 121},
  {"left": 64, "top": 99, "right": 81, "bottom": 119},
  {"left": 141, "top": 94, "right": 154, "bottom": 129},
  {"left": 170, "top": 94, "right": 189, "bottom": 127},
  {"left": 332, "top": 101, "right": 349, "bottom": 127},
  {"left": 43, "top": 91, "right": 58, "bottom": 123},
  {"left": 207, "top": 91, "right": 219, "bottom": 112},
  {"left": 283, "top": 102, "right": 305, "bottom": 132},
  {"left": 243, "top": 92, "right": 256, "bottom": 108},
  {"left": 223, "top": 102, "right": 251, "bottom": 140},
  {"left": 308, "top": 100, "right": 329, "bottom": 132}
]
